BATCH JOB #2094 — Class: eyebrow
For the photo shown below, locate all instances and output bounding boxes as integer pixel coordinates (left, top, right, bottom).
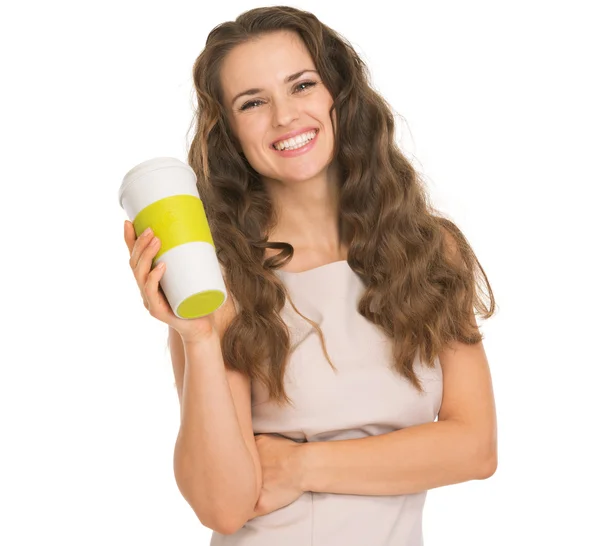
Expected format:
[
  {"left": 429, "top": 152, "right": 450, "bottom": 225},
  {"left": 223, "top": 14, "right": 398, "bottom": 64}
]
[{"left": 230, "top": 69, "right": 319, "bottom": 107}]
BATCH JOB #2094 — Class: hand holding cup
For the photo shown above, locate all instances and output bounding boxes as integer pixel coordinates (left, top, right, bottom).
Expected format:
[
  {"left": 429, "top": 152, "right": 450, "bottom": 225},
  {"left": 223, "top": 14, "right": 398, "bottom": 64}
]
[
  {"left": 119, "top": 157, "right": 228, "bottom": 340},
  {"left": 124, "top": 220, "right": 217, "bottom": 343}
]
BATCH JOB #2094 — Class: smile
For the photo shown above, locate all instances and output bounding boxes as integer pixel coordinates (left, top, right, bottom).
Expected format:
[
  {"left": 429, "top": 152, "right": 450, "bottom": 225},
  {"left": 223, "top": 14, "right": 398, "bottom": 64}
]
[
  {"left": 272, "top": 129, "right": 318, "bottom": 151},
  {"left": 271, "top": 129, "right": 319, "bottom": 157}
]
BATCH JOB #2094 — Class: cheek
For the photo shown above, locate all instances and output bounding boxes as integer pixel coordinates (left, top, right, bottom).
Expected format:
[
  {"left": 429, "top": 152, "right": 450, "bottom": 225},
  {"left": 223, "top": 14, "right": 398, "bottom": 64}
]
[{"left": 239, "top": 119, "right": 269, "bottom": 151}]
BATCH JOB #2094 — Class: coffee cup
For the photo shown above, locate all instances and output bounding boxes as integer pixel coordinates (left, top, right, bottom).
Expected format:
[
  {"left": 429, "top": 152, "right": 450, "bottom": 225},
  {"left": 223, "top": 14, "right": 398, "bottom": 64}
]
[{"left": 118, "top": 157, "right": 227, "bottom": 319}]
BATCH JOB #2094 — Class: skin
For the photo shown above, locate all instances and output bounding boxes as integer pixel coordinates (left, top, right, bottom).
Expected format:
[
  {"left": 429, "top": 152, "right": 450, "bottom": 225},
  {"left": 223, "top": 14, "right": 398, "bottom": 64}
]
[
  {"left": 125, "top": 29, "right": 497, "bottom": 532},
  {"left": 215, "top": 29, "right": 350, "bottom": 523},
  {"left": 220, "top": 30, "right": 347, "bottom": 267}
]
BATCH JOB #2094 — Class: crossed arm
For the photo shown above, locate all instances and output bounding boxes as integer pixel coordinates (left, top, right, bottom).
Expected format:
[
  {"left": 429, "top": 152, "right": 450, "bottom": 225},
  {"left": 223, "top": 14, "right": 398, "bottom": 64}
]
[{"left": 297, "top": 338, "right": 498, "bottom": 496}]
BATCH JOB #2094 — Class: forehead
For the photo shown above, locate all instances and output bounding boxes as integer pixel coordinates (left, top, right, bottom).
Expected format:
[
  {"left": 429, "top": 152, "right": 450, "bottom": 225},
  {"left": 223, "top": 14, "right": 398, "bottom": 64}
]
[{"left": 220, "top": 31, "right": 315, "bottom": 100}]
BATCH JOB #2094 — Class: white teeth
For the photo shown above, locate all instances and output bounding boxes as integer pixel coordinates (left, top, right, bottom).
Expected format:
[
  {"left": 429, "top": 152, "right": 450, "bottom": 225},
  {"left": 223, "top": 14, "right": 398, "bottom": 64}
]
[{"left": 274, "top": 130, "right": 317, "bottom": 151}]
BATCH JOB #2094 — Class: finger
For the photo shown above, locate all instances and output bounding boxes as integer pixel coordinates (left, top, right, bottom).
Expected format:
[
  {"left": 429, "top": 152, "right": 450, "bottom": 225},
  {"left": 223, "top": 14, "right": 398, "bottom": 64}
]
[
  {"left": 144, "top": 261, "right": 166, "bottom": 316},
  {"left": 135, "top": 235, "right": 161, "bottom": 280},
  {"left": 129, "top": 227, "right": 155, "bottom": 271},
  {"left": 123, "top": 220, "right": 135, "bottom": 255}
]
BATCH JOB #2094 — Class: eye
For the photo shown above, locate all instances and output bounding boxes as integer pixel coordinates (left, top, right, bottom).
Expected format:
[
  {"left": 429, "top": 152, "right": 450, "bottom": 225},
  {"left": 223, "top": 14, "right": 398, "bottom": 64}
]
[
  {"left": 240, "top": 99, "right": 264, "bottom": 111},
  {"left": 294, "top": 80, "right": 317, "bottom": 92},
  {"left": 238, "top": 81, "right": 317, "bottom": 111}
]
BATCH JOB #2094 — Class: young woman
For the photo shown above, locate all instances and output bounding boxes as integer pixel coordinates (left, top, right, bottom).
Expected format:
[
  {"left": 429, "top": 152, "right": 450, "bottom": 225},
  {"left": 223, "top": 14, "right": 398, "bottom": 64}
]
[{"left": 124, "top": 5, "right": 497, "bottom": 545}]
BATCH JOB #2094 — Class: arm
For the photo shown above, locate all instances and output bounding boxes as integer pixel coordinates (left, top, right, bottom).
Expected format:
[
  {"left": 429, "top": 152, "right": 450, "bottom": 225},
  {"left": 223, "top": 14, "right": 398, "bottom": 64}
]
[
  {"left": 171, "top": 298, "right": 262, "bottom": 534},
  {"left": 299, "top": 338, "right": 497, "bottom": 496}
]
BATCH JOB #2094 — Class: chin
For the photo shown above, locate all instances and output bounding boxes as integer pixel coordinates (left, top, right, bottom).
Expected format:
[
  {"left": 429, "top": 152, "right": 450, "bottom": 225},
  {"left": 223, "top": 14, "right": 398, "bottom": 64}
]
[{"left": 282, "top": 165, "right": 329, "bottom": 183}]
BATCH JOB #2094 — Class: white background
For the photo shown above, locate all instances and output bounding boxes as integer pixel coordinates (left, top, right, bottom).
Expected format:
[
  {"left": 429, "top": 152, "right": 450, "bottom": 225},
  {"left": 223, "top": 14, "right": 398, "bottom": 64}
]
[{"left": 1, "top": 0, "right": 598, "bottom": 544}]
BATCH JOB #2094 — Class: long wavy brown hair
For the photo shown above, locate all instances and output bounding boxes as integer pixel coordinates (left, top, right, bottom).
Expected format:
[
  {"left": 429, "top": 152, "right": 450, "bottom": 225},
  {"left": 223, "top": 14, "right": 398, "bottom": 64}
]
[{"left": 185, "top": 5, "right": 496, "bottom": 406}]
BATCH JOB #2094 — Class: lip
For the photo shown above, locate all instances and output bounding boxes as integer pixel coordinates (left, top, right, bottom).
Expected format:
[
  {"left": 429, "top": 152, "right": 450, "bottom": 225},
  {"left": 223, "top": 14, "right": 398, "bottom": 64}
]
[
  {"left": 271, "top": 129, "right": 319, "bottom": 158},
  {"left": 271, "top": 127, "right": 319, "bottom": 147}
]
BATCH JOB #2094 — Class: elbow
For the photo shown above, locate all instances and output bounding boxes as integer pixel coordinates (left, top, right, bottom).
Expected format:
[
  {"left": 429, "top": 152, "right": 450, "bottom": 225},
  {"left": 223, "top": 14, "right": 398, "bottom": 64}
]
[
  {"left": 469, "top": 423, "right": 497, "bottom": 480},
  {"left": 216, "top": 520, "right": 245, "bottom": 536},
  {"left": 190, "top": 501, "right": 252, "bottom": 536},
  {"left": 174, "top": 450, "right": 260, "bottom": 536},
  {"left": 213, "top": 476, "right": 261, "bottom": 534},
  {"left": 210, "top": 501, "right": 257, "bottom": 536},
  {"left": 189, "top": 478, "right": 259, "bottom": 536},
  {"left": 175, "top": 474, "right": 257, "bottom": 536},
  {"left": 209, "top": 518, "right": 239, "bottom": 536},
  {"left": 474, "top": 441, "right": 497, "bottom": 480},
  {"left": 477, "top": 451, "right": 498, "bottom": 479}
]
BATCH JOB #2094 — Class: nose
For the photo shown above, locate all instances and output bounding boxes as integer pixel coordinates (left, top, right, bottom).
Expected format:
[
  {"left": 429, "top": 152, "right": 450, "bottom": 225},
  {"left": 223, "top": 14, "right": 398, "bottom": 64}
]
[{"left": 271, "top": 95, "right": 299, "bottom": 127}]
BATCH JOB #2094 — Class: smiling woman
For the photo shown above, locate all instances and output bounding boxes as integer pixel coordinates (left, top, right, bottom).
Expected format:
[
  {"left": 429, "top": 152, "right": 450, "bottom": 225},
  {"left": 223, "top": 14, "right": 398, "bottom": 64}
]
[
  {"left": 165, "top": 5, "right": 499, "bottom": 545},
  {"left": 219, "top": 32, "right": 336, "bottom": 186}
]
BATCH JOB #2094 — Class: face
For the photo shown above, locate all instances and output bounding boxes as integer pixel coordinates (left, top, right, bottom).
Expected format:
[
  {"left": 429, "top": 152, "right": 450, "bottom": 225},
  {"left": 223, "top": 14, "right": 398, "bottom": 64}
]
[{"left": 220, "top": 30, "right": 336, "bottom": 185}]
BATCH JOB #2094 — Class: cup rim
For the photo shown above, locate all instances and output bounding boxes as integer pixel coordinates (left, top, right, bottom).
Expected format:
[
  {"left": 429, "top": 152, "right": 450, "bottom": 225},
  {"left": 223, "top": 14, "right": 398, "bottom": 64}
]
[{"left": 118, "top": 157, "right": 195, "bottom": 208}]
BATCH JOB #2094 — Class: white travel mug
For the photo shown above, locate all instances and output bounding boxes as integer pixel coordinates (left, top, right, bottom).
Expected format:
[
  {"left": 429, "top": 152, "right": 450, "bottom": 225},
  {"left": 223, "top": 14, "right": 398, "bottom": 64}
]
[{"left": 118, "top": 157, "right": 227, "bottom": 319}]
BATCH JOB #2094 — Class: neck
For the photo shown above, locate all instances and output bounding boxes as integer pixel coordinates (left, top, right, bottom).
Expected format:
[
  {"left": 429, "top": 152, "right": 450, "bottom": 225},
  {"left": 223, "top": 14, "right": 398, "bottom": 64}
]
[{"left": 265, "top": 164, "right": 343, "bottom": 253}]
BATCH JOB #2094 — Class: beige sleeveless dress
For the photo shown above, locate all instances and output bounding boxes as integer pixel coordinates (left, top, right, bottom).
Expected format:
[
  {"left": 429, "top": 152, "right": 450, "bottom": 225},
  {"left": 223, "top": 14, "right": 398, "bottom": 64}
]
[{"left": 211, "top": 260, "right": 443, "bottom": 546}]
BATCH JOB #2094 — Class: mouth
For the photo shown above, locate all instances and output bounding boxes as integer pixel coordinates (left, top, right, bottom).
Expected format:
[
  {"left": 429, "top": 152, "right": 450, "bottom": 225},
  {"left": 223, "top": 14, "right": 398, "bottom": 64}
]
[{"left": 271, "top": 128, "right": 319, "bottom": 151}]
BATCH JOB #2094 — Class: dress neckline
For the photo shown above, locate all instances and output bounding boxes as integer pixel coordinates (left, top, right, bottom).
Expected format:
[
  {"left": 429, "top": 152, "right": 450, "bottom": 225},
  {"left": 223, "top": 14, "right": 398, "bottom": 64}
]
[{"left": 275, "top": 259, "right": 349, "bottom": 276}]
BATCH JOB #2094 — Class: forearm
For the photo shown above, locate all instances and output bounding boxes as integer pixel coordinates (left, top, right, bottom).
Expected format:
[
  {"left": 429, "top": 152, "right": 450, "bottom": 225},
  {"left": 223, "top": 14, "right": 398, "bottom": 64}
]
[
  {"left": 301, "top": 420, "right": 496, "bottom": 496},
  {"left": 173, "top": 335, "right": 257, "bottom": 532}
]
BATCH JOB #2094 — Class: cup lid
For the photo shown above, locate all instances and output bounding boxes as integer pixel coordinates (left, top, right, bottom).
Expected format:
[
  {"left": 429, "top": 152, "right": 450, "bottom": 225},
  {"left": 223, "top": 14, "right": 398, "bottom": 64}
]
[{"left": 118, "top": 157, "right": 195, "bottom": 208}]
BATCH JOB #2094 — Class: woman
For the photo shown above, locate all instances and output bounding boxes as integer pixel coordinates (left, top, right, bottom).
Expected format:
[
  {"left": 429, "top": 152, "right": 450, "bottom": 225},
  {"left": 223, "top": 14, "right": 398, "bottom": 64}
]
[{"left": 124, "top": 5, "right": 497, "bottom": 545}]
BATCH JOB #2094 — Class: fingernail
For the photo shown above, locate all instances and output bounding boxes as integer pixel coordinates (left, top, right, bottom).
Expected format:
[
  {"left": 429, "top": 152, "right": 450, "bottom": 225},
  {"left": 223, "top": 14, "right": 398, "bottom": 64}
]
[{"left": 142, "top": 227, "right": 152, "bottom": 236}]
